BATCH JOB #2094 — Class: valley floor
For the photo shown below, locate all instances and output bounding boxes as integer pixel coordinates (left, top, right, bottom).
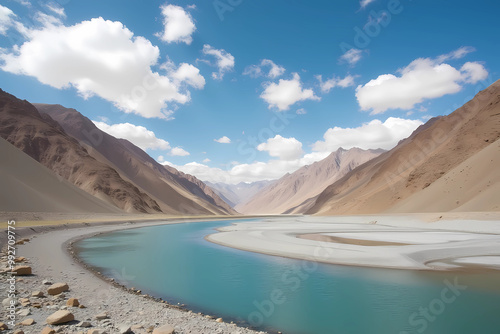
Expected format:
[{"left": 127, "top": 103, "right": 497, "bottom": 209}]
[{"left": 2, "top": 212, "right": 500, "bottom": 333}]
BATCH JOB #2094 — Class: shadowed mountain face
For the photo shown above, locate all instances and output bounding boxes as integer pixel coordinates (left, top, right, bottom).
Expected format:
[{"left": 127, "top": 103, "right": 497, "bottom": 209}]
[
  {"left": 0, "top": 89, "right": 161, "bottom": 213},
  {"left": 0, "top": 137, "right": 123, "bottom": 213},
  {"left": 205, "top": 180, "right": 276, "bottom": 208},
  {"left": 237, "top": 147, "right": 385, "bottom": 214},
  {"left": 34, "top": 103, "right": 236, "bottom": 215},
  {"left": 307, "top": 79, "right": 500, "bottom": 215}
]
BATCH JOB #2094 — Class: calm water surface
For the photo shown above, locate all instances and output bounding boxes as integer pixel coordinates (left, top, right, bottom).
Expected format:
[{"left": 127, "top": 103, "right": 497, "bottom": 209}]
[{"left": 75, "top": 219, "right": 500, "bottom": 334}]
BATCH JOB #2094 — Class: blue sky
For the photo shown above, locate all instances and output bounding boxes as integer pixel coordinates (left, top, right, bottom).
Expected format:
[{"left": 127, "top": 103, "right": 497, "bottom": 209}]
[{"left": 0, "top": 0, "right": 498, "bottom": 184}]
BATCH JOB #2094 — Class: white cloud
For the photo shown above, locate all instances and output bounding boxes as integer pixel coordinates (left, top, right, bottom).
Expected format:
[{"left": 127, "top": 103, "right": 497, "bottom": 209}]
[
  {"left": 156, "top": 4, "right": 196, "bottom": 44},
  {"left": 461, "top": 61, "right": 488, "bottom": 84},
  {"left": 436, "top": 46, "right": 475, "bottom": 63},
  {"left": 170, "top": 147, "right": 190, "bottom": 156},
  {"left": 202, "top": 158, "right": 211, "bottom": 163},
  {"left": 316, "top": 74, "right": 356, "bottom": 93},
  {"left": 312, "top": 117, "right": 423, "bottom": 151},
  {"left": 45, "top": 3, "right": 66, "bottom": 18},
  {"left": 257, "top": 135, "right": 303, "bottom": 160},
  {"left": 93, "top": 121, "right": 170, "bottom": 151},
  {"left": 260, "top": 73, "right": 320, "bottom": 111},
  {"left": 360, "top": 0, "right": 376, "bottom": 9},
  {"left": 356, "top": 56, "right": 488, "bottom": 114},
  {"left": 166, "top": 62, "right": 205, "bottom": 89},
  {"left": 339, "top": 48, "right": 363, "bottom": 66},
  {"left": 214, "top": 136, "right": 231, "bottom": 144},
  {"left": 243, "top": 59, "right": 285, "bottom": 79},
  {"left": 296, "top": 108, "right": 307, "bottom": 115},
  {"left": 202, "top": 44, "right": 234, "bottom": 80},
  {"left": 158, "top": 155, "right": 165, "bottom": 162},
  {"left": 34, "top": 11, "right": 63, "bottom": 27},
  {"left": 0, "top": 5, "right": 16, "bottom": 35},
  {"left": 0, "top": 17, "right": 200, "bottom": 119}
]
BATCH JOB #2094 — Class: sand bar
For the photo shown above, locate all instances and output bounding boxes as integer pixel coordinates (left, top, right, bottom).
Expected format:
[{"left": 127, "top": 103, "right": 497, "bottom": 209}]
[{"left": 207, "top": 214, "right": 500, "bottom": 271}]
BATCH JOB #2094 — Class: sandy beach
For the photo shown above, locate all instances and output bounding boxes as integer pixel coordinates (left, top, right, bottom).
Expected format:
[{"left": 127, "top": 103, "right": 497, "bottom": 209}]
[
  {"left": 207, "top": 213, "right": 500, "bottom": 271},
  {"left": 1, "top": 218, "right": 266, "bottom": 334}
]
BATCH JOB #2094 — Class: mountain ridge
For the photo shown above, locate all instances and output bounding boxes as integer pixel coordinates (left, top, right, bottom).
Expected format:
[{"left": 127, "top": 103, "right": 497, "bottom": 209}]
[
  {"left": 237, "top": 147, "right": 385, "bottom": 214},
  {"left": 307, "top": 79, "right": 500, "bottom": 214},
  {"left": 33, "top": 103, "right": 236, "bottom": 215}
]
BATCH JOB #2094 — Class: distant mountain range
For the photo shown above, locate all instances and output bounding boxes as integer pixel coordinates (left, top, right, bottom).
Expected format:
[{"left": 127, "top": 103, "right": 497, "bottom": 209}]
[
  {"left": 205, "top": 180, "right": 275, "bottom": 208},
  {"left": 237, "top": 147, "right": 385, "bottom": 214},
  {"left": 0, "top": 89, "right": 235, "bottom": 215}
]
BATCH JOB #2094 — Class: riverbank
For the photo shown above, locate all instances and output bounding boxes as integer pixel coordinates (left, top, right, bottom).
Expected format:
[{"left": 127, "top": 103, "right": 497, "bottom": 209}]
[
  {"left": 207, "top": 213, "right": 500, "bottom": 271},
  {"left": 0, "top": 218, "right": 267, "bottom": 334}
]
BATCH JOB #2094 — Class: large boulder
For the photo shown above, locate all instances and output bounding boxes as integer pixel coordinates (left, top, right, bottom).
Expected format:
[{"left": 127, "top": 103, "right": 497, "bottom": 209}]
[
  {"left": 152, "top": 324, "right": 175, "bottom": 334},
  {"left": 41, "top": 327, "right": 56, "bottom": 334},
  {"left": 46, "top": 310, "right": 74, "bottom": 325},
  {"left": 47, "top": 283, "right": 69, "bottom": 296}
]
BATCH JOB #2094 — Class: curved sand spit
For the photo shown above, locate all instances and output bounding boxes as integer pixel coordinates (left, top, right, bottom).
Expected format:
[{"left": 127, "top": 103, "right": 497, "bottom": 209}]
[{"left": 207, "top": 214, "right": 500, "bottom": 271}]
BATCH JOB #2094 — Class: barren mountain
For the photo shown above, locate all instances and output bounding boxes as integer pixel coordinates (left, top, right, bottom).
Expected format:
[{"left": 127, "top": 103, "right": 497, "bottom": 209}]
[
  {"left": 34, "top": 103, "right": 236, "bottom": 215},
  {"left": 237, "top": 148, "right": 384, "bottom": 214},
  {"left": 0, "top": 89, "right": 161, "bottom": 213},
  {"left": 0, "top": 137, "right": 122, "bottom": 213},
  {"left": 205, "top": 180, "right": 276, "bottom": 208},
  {"left": 307, "top": 79, "right": 500, "bottom": 214}
]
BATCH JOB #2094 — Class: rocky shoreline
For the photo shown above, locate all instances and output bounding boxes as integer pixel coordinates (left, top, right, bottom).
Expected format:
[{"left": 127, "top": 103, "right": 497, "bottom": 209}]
[{"left": 0, "top": 225, "right": 268, "bottom": 334}]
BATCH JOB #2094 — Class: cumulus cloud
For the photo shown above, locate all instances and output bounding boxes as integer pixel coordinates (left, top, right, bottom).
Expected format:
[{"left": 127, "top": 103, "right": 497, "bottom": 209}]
[
  {"left": 339, "top": 48, "right": 363, "bottom": 66},
  {"left": 0, "top": 17, "right": 202, "bottom": 119},
  {"left": 461, "top": 62, "right": 488, "bottom": 84},
  {"left": 170, "top": 147, "right": 190, "bottom": 156},
  {"left": 163, "top": 61, "right": 205, "bottom": 89},
  {"left": 316, "top": 74, "right": 356, "bottom": 93},
  {"left": 93, "top": 121, "right": 171, "bottom": 151},
  {"left": 243, "top": 59, "right": 285, "bottom": 79},
  {"left": 312, "top": 117, "right": 423, "bottom": 152},
  {"left": 356, "top": 53, "right": 488, "bottom": 114},
  {"left": 156, "top": 4, "right": 196, "bottom": 44},
  {"left": 260, "top": 73, "right": 320, "bottom": 111},
  {"left": 257, "top": 135, "right": 303, "bottom": 160},
  {"left": 214, "top": 136, "right": 231, "bottom": 144},
  {"left": 201, "top": 44, "right": 235, "bottom": 80}
]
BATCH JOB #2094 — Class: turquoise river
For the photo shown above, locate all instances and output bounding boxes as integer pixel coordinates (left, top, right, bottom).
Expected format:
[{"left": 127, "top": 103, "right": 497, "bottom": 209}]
[{"left": 75, "top": 219, "right": 500, "bottom": 334}]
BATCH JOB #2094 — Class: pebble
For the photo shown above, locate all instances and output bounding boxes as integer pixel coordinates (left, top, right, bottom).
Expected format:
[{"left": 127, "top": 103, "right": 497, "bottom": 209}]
[
  {"left": 40, "top": 327, "right": 56, "bottom": 334},
  {"left": 19, "top": 318, "right": 35, "bottom": 326},
  {"left": 32, "top": 290, "right": 44, "bottom": 297}
]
